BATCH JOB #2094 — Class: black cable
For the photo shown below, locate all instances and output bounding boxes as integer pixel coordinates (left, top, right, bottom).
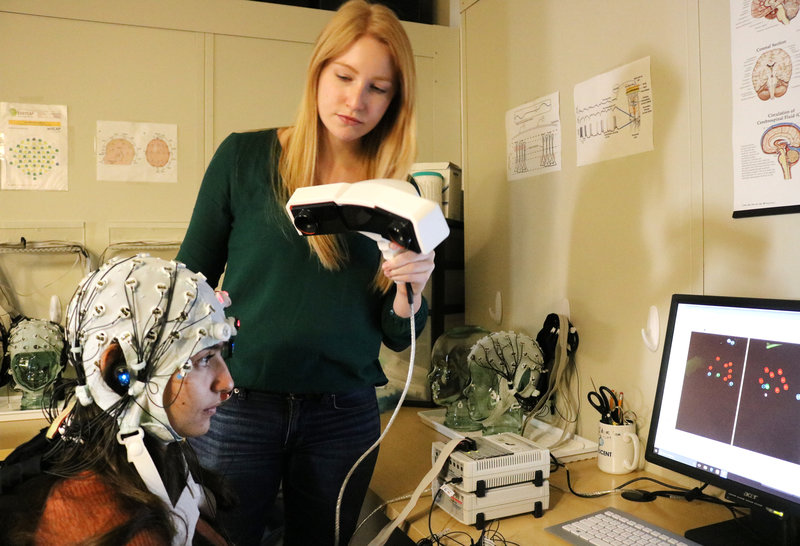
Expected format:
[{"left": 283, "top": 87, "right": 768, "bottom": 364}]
[
  {"left": 428, "top": 486, "right": 443, "bottom": 544},
  {"left": 552, "top": 454, "right": 774, "bottom": 545}
]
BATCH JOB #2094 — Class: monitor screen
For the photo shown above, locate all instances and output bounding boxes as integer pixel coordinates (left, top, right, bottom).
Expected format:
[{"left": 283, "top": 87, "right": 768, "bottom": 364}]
[{"left": 646, "top": 294, "right": 800, "bottom": 532}]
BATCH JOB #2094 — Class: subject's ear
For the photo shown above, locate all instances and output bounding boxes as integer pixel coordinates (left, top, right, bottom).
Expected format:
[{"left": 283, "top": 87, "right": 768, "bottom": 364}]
[{"left": 100, "top": 341, "right": 129, "bottom": 395}]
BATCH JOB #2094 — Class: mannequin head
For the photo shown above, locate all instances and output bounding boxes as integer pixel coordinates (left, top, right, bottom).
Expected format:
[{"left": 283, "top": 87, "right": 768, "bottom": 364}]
[
  {"left": 428, "top": 326, "right": 487, "bottom": 432},
  {"left": 463, "top": 331, "right": 545, "bottom": 435},
  {"left": 7, "top": 318, "right": 64, "bottom": 409},
  {"left": 464, "top": 359, "right": 523, "bottom": 434}
]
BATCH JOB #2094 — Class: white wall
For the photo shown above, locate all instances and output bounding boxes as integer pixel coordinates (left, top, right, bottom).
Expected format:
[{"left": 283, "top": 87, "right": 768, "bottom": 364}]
[
  {"left": 0, "top": 0, "right": 460, "bottom": 316},
  {"left": 458, "top": 0, "right": 800, "bottom": 460},
  {"left": 0, "top": 0, "right": 461, "bottom": 447}
]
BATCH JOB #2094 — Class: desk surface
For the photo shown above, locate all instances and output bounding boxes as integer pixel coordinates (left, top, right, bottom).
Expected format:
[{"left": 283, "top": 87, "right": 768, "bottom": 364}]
[{"left": 369, "top": 407, "right": 731, "bottom": 545}]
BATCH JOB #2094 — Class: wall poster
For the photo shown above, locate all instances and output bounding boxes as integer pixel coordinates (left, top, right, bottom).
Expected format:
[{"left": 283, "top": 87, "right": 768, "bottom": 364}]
[
  {"left": 96, "top": 121, "right": 178, "bottom": 183},
  {"left": 731, "top": 0, "right": 800, "bottom": 217},
  {"left": 0, "top": 102, "right": 68, "bottom": 191},
  {"left": 573, "top": 56, "right": 654, "bottom": 166},
  {"left": 505, "top": 91, "right": 562, "bottom": 181}
]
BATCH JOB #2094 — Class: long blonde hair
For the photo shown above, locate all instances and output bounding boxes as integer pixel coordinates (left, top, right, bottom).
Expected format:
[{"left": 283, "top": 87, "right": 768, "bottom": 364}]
[{"left": 279, "top": 0, "right": 417, "bottom": 293}]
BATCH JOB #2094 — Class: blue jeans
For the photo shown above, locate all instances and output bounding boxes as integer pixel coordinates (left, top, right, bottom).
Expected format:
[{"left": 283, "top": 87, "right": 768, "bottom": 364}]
[{"left": 189, "top": 387, "right": 381, "bottom": 546}]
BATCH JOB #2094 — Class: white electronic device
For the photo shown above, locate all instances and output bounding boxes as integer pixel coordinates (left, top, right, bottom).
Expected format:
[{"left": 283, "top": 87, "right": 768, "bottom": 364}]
[
  {"left": 431, "top": 433, "right": 551, "bottom": 527},
  {"left": 432, "top": 477, "right": 550, "bottom": 527},
  {"left": 285, "top": 179, "right": 449, "bottom": 256},
  {"left": 432, "top": 432, "right": 550, "bottom": 493}
]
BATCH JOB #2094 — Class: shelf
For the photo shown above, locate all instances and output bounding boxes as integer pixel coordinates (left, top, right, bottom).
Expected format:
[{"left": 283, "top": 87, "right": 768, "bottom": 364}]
[{"left": 0, "top": 393, "right": 48, "bottom": 422}]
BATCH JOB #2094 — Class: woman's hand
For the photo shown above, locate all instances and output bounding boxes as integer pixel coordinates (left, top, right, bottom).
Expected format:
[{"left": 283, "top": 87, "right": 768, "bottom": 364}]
[{"left": 382, "top": 242, "right": 435, "bottom": 317}]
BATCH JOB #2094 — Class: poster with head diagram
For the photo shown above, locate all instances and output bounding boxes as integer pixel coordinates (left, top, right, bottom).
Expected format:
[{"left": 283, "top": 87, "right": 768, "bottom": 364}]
[
  {"left": 0, "top": 102, "right": 68, "bottom": 191},
  {"left": 96, "top": 120, "right": 178, "bottom": 183}
]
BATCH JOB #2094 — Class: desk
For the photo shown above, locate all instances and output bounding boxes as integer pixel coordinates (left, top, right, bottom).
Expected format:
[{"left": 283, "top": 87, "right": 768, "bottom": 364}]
[{"left": 369, "top": 407, "right": 730, "bottom": 545}]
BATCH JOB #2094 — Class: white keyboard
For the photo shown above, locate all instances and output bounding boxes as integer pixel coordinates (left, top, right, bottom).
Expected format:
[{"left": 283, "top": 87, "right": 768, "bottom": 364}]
[{"left": 546, "top": 507, "right": 701, "bottom": 546}]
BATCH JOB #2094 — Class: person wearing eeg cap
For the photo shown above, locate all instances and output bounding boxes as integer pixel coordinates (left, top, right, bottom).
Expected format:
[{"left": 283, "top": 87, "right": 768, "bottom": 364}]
[{"left": 0, "top": 254, "right": 237, "bottom": 545}]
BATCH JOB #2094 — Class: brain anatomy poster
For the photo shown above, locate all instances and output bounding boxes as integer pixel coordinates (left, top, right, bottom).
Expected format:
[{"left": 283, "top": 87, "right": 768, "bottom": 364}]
[
  {"left": 731, "top": 0, "right": 800, "bottom": 217},
  {"left": 0, "top": 102, "right": 68, "bottom": 191},
  {"left": 96, "top": 120, "right": 178, "bottom": 183}
]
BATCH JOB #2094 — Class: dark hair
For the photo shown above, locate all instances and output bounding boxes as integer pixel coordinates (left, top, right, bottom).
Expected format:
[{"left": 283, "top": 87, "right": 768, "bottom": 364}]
[{"left": 0, "top": 375, "right": 234, "bottom": 544}]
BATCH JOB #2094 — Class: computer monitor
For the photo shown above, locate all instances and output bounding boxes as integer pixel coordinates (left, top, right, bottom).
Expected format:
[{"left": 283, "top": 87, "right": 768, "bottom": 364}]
[{"left": 645, "top": 294, "right": 800, "bottom": 545}]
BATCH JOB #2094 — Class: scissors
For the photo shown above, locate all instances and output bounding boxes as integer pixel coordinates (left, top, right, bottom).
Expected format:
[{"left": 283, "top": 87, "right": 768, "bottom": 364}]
[{"left": 587, "top": 385, "right": 623, "bottom": 425}]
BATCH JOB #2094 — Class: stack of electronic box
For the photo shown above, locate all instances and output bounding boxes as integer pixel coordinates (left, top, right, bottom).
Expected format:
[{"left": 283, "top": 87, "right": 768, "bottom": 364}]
[{"left": 431, "top": 432, "right": 550, "bottom": 528}]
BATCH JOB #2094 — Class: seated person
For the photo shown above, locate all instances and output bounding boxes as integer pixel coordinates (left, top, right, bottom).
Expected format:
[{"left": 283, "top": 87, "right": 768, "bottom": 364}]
[{"left": 0, "top": 254, "right": 237, "bottom": 545}]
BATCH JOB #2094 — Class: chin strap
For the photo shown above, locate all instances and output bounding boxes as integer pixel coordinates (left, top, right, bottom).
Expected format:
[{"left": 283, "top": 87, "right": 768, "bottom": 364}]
[
  {"left": 119, "top": 429, "right": 204, "bottom": 545},
  {"left": 481, "top": 379, "right": 518, "bottom": 428}
]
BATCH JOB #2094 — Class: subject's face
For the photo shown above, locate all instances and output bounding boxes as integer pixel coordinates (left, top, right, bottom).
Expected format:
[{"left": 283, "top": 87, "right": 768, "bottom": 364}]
[
  {"left": 164, "top": 343, "right": 234, "bottom": 437},
  {"left": 317, "top": 35, "right": 397, "bottom": 145}
]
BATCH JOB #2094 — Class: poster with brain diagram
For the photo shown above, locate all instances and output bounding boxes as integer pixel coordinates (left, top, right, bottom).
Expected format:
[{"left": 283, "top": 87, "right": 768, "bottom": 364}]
[
  {"left": 96, "top": 120, "right": 177, "bottom": 183},
  {"left": 0, "top": 102, "right": 68, "bottom": 191},
  {"left": 731, "top": 0, "right": 800, "bottom": 216}
]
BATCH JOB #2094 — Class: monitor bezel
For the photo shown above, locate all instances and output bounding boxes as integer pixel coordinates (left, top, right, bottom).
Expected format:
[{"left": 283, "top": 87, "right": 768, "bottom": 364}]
[{"left": 644, "top": 293, "right": 800, "bottom": 518}]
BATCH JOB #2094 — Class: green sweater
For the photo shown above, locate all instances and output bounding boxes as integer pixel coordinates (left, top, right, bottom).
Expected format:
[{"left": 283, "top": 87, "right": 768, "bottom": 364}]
[{"left": 177, "top": 130, "right": 427, "bottom": 393}]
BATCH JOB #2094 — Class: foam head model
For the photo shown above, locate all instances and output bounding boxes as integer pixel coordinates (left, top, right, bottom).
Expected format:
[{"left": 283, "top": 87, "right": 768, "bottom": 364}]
[
  {"left": 7, "top": 318, "right": 65, "bottom": 410},
  {"left": 66, "top": 254, "right": 237, "bottom": 442}
]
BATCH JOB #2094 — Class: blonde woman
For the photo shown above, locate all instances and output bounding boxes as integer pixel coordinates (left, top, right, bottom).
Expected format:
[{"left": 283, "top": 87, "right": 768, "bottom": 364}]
[{"left": 177, "top": 1, "right": 433, "bottom": 544}]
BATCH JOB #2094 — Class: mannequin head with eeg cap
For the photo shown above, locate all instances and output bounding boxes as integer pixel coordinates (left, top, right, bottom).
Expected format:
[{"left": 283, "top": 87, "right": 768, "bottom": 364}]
[{"left": 463, "top": 330, "right": 546, "bottom": 435}]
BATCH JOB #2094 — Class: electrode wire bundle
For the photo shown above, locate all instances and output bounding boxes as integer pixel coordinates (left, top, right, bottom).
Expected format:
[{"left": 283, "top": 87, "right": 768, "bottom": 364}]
[{"left": 522, "top": 314, "right": 581, "bottom": 452}]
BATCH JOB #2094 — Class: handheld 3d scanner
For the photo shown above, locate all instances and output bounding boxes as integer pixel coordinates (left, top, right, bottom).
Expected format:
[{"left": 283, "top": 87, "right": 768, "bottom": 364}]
[
  {"left": 285, "top": 178, "right": 450, "bottom": 261},
  {"left": 287, "top": 179, "right": 450, "bottom": 545}
]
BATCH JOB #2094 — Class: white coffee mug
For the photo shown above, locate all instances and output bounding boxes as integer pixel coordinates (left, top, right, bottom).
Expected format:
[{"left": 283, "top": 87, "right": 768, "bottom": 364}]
[{"left": 597, "top": 420, "right": 640, "bottom": 474}]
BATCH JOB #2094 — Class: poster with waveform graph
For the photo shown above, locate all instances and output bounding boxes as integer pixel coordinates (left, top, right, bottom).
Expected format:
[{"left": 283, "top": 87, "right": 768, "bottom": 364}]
[
  {"left": 505, "top": 91, "right": 562, "bottom": 181},
  {"left": 574, "top": 56, "right": 654, "bottom": 166}
]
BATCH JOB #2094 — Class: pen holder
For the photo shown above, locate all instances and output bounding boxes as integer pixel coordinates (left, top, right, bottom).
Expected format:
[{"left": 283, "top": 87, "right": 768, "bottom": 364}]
[{"left": 597, "top": 420, "right": 640, "bottom": 474}]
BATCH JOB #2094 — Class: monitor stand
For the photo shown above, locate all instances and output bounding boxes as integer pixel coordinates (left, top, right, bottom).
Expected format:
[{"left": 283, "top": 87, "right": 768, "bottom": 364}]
[{"left": 685, "top": 509, "right": 798, "bottom": 546}]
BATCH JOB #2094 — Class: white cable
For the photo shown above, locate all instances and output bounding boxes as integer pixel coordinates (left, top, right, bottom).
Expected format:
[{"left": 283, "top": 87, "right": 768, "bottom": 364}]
[
  {"left": 333, "top": 307, "right": 416, "bottom": 546},
  {"left": 367, "top": 436, "right": 463, "bottom": 545},
  {"left": 352, "top": 489, "right": 431, "bottom": 538}
]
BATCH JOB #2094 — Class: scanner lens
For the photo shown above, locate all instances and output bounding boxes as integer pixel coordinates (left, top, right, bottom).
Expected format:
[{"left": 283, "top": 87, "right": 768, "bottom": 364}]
[
  {"left": 294, "top": 209, "right": 319, "bottom": 235},
  {"left": 388, "top": 220, "right": 412, "bottom": 248}
]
